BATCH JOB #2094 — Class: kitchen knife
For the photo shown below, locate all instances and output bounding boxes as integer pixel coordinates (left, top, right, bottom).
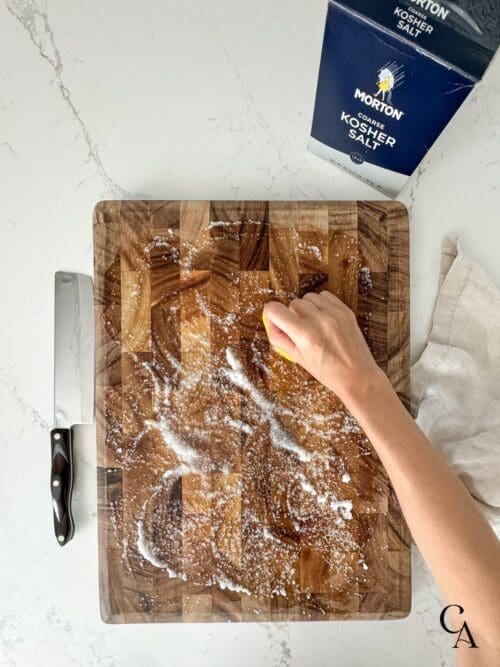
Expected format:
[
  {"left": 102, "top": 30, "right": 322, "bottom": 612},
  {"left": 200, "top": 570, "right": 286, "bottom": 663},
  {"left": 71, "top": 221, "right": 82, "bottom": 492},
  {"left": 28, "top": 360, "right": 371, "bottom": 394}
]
[{"left": 51, "top": 272, "right": 94, "bottom": 546}]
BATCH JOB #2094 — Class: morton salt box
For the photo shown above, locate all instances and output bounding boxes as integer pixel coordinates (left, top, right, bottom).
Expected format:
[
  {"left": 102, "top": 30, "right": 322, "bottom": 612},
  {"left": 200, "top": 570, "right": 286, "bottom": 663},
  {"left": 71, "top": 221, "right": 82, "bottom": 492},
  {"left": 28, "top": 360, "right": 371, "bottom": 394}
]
[{"left": 309, "top": 0, "right": 499, "bottom": 196}]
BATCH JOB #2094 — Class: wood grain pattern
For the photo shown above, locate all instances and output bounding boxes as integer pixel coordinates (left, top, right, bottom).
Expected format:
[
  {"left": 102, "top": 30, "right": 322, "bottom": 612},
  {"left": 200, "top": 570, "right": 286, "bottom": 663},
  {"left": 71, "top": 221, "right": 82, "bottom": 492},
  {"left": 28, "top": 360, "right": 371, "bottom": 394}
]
[{"left": 94, "top": 200, "right": 411, "bottom": 623}]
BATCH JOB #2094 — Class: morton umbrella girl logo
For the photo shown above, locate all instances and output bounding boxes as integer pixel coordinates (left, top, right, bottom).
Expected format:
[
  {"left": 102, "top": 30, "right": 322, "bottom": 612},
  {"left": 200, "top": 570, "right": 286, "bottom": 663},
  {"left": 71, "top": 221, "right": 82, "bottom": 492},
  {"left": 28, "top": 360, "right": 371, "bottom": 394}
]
[{"left": 375, "top": 62, "right": 405, "bottom": 105}]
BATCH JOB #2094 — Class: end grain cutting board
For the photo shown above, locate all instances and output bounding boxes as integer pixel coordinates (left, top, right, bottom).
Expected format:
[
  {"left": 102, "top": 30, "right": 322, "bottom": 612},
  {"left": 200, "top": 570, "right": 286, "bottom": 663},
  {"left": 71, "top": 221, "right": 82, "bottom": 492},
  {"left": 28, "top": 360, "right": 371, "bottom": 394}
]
[{"left": 94, "top": 200, "right": 411, "bottom": 623}]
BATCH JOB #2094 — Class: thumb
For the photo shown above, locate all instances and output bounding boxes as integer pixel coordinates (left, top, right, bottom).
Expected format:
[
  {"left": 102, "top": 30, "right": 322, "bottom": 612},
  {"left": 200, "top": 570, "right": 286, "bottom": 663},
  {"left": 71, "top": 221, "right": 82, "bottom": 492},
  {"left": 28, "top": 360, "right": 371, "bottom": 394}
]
[
  {"left": 262, "top": 303, "right": 301, "bottom": 362},
  {"left": 263, "top": 302, "right": 303, "bottom": 340}
]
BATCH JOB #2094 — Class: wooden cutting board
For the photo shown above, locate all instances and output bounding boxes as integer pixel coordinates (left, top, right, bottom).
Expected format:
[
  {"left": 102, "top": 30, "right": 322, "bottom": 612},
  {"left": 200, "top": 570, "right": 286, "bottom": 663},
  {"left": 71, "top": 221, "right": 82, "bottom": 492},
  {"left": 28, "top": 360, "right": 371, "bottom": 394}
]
[{"left": 94, "top": 200, "right": 410, "bottom": 623}]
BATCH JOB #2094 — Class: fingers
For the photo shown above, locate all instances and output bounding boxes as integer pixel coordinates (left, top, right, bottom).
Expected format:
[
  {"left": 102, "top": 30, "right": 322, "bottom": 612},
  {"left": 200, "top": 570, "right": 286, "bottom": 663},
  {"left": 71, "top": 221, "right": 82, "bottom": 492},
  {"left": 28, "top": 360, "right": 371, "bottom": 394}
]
[
  {"left": 302, "top": 292, "right": 323, "bottom": 308},
  {"left": 319, "top": 290, "right": 347, "bottom": 309},
  {"left": 300, "top": 291, "right": 346, "bottom": 314},
  {"left": 308, "top": 290, "right": 357, "bottom": 319},
  {"left": 263, "top": 291, "right": 355, "bottom": 347},
  {"left": 320, "top": 291, "right": 357, "bottom": 324},
  {"left": 289, "top": 298, "right": 320, "bottom": 318}
]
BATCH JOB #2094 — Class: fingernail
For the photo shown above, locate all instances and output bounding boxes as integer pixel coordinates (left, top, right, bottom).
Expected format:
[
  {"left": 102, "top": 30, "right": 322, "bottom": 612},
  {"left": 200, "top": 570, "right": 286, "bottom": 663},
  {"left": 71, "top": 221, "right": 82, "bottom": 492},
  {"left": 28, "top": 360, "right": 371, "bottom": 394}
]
[{"left": 273, "top": 347, "right": 295, "bottom": 363}]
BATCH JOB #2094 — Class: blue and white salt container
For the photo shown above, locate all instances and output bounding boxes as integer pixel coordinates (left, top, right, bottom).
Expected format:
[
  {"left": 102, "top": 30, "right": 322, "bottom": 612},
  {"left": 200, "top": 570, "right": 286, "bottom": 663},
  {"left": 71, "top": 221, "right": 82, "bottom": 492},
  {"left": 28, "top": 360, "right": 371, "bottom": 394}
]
[{"left": 309, "top": 0, "right": 499, "bottom": 196}]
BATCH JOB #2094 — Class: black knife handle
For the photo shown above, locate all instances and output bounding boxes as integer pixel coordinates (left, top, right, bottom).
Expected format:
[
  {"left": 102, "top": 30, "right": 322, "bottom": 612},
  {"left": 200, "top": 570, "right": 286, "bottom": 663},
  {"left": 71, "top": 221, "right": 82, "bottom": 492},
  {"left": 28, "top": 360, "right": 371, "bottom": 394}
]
[{"left": 50, "top": 428, "right": 75, "bottom": 546}]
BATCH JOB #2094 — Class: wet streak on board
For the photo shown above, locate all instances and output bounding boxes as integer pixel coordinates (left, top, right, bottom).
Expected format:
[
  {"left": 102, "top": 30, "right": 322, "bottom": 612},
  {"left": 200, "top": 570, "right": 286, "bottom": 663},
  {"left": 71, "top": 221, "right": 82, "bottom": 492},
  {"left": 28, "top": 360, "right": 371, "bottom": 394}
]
[{"left": 94, "top": 200, "right": 411, "bottom": 623}]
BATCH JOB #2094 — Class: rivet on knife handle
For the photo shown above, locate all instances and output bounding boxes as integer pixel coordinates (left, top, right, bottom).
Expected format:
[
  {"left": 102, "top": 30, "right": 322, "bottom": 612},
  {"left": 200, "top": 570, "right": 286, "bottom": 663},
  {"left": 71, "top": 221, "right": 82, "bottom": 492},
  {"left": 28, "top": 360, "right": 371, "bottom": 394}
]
[{"left": 50, "top": 428, "right": 75, "bottom": 546}]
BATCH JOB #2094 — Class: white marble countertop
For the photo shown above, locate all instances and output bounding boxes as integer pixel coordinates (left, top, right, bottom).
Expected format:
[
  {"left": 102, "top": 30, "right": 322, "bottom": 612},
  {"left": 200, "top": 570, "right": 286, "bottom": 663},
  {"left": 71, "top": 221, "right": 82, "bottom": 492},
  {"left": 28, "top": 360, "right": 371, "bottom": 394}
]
[{"left": 1, "top": 1, "right": 499, "bottom": 665}]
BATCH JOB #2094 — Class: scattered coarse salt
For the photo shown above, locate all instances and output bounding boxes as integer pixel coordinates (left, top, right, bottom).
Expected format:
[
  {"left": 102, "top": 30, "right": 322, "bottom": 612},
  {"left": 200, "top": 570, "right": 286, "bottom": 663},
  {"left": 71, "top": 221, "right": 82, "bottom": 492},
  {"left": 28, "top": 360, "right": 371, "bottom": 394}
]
[
  {"left": 145, "top": 417, "right": 199, "bottom": 466},
  {"left": 223, "top": 415, "right": 254, "bottom": 435},
  {"left": 211, "top": 577, "right": 251, "bottom": 595},
  {"left": 224, "top": 348, "right": 312, "bottom": 462},
  {"left": 137, "top": 518, "right": 186, "bottom": 580},
  {"left": 298, "top": 474, "right": 353, "bottom": 520},
  {"left": 341, "top": 414, "right": 361, "bottom": 434},
  {"left": 359, "top": 266, "right": 373, "bottom": 291},
  {"left": 117, "top": 305, "right": 366, "bottom": 598}
]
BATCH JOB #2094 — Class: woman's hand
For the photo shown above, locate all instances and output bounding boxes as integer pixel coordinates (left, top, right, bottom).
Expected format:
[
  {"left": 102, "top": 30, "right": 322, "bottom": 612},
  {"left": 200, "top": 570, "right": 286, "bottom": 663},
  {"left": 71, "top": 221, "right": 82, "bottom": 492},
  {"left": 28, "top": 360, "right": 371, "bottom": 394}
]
[{"left": 263, "top": 291, "right": 386, "bottom": 409}]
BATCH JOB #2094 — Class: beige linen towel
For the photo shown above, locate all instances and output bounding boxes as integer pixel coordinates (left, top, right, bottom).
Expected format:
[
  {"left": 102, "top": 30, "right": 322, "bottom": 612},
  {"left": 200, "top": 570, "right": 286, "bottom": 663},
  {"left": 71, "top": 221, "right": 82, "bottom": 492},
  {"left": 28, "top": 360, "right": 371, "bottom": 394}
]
[{"left": 412, "top": 235, "right": 500, "bottom": 535}]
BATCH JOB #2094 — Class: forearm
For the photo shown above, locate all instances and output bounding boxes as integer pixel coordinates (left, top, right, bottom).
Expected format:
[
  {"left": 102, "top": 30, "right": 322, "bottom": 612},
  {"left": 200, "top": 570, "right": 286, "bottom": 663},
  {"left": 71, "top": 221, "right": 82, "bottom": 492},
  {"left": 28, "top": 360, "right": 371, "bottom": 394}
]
[
  {"left": 262, "top": 293, "right": 500, "bottom": 657},
  {"left": 344, "top": 371, "right": 500, "bottom": 649}
]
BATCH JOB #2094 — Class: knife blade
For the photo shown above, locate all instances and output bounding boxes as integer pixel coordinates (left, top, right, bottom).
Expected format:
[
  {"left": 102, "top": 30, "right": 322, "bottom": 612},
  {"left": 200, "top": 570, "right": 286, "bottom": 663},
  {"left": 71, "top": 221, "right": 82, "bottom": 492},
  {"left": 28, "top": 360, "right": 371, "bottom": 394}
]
[{"left": 51, "top": 271, "right": 94, "bottom": 546}]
